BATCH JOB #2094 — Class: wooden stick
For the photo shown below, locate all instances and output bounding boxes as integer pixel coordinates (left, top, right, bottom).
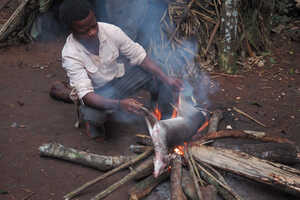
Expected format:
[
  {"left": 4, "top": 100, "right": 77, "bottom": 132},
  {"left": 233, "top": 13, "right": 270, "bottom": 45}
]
[
  {"left": 170, "top": 154, "right": 187, "bottom": 200},
  {"left": 209, "top": 72, "right": 245, "bottom": 78},
  {"left": 204, "top": 19, "right": 220, "bottom": 56},
  {"left": 191, "top": 130, "right": 295, "bottom": 146},
  {"left": 0, "top": 0, "right": 31, "bottom": 41},
  {"left": 135, "top": 134, "right": 153, "bottom": 146},
  {"left": 184, "top": 147, "right": 204, "bottom": 200},
  {"left": 207, "top": 110, "right": 223, "bottom": 133},
  {"left": 64, "top": 147, "right": 153, "bottom": 200},
  {"left": 233, "top": 106, "right": 267, "bottom": 127},
  {"left": 39, "top": 143, "right": 135, "bottom": 171},
  {"left": 129, "top": 172, "right": 169, "bottom": 200},
  {"left": 196, "top": 162, "right": 241, "bottom": 200},
  {"left": 190, "top": 145, "right": 300, "bottom": 197},
  {"left": 90, "top": 158, "right": 154, "bottom": 200}
]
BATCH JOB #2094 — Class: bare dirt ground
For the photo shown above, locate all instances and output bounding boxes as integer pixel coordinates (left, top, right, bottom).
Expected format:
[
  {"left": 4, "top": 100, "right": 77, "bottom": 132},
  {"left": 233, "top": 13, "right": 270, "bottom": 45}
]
[{"left": 0, "top": 25, "right": 300, "bottom": 200}]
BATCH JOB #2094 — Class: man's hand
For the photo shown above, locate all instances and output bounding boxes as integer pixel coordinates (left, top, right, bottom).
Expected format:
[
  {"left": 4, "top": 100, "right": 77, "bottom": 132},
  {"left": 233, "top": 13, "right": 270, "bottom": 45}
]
[
  {"left": 119, "top": 98, "right": 144, "bottom": 115},
  {"left": 165, "top": 77, "right": 183, "bottom": 92}
]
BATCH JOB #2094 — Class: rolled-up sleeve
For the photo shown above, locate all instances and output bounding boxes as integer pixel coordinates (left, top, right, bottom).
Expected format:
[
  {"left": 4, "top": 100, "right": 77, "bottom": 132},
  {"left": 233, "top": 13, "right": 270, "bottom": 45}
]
[
  {"left": 62, "top": 53, "right": 94, "bottom": 99},
  {"left": 110, "top": 25, "right": 146, "bottom": 66}
]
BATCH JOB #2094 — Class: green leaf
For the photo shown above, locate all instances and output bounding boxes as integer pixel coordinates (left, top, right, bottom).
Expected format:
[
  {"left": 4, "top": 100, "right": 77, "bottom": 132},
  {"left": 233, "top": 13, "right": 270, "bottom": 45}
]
[{"left": 261, "top": 51, "right": 271, "bottom": 56}]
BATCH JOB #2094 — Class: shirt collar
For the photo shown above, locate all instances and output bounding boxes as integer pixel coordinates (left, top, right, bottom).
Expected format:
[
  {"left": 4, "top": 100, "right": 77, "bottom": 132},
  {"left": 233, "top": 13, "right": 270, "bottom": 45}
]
[{"left": 70, "top": 23, "right": 106, "bottom": 55}]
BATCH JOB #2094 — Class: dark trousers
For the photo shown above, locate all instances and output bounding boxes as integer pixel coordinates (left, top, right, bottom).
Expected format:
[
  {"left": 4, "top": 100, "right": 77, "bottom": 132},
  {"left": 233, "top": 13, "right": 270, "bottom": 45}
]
[{"left": 80, "top": 66, "right": 176, "bottom": 127}]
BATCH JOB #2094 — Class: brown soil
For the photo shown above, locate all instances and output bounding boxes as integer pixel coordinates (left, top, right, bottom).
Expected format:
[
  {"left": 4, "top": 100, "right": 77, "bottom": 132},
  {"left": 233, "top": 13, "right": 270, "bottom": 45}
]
[{"left": 1, "top": 23, "right": 300, "bottom": 200}]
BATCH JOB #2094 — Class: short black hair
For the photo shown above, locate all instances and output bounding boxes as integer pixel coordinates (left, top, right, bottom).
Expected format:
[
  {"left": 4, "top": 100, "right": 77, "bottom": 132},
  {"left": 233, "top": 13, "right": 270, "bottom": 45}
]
[{"left": 59, "top": 0, "right": 92, "bottom": 28}]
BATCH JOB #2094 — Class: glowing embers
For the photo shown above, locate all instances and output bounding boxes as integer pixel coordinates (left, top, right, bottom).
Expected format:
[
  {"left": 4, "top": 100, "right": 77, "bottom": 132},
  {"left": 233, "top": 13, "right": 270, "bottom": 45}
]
[{"left": 174, "top": 144, "right": 185, "bottom": 156}]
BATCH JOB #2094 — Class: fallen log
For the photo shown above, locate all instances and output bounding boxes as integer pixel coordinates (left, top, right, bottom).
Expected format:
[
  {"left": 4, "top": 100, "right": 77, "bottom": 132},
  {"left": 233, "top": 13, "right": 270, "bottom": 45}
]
[
  {"left": 64, "top": 147, "right": 153, "bottom": 200},
  {"left": 39, "top": 143, "right": 135, "bottom": 171},
  {"left": 213, "top": 142, "right": 300, "bottom": 165},
  {"left": 192, "top": 130, "right": 295, "bottom": 145},
  {"left": 190, "top": 145, "right": 300, "bottom": 197},
  {"left": 91, "top": 158, "right": 154, "bottom": 200},
  {"left": 170, "top": 154, "right": 187, "bottom": 200},
  {"left": 129, "top": 172, "right": 169, "bottom": 200}
]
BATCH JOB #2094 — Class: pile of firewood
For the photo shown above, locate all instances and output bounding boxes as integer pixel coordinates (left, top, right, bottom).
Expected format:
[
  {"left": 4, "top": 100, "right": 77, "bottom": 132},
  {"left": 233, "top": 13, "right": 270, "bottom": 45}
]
[{"left": 39, "top": 110, "right": 300, "bottom": 200}]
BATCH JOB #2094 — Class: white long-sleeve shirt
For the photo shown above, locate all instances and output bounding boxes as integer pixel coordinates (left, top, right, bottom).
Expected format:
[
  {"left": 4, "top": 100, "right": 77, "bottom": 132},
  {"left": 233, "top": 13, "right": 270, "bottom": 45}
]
[{"left": 62, "top": 22, "right": 147, "bottom": 99}]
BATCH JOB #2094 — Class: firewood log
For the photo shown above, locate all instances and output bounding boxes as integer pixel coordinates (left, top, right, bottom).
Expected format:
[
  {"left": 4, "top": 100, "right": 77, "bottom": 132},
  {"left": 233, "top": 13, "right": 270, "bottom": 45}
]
[
  {"left": 136, "top": 134, "right": 153, "bottom": 146},
  {"left": 181, "top": 168, "right": 197, "bottom": 200},
  {"left": 190, "top": 145, "right": 300, "bottom": 197},
  {"left": 192, "top": 130, "right": 295, "bottom": 146},
  {"left": 39, "top": 143, "right": 135, "bottom": 171},
  {"left": 213, "top": 142, "right": 300, "bottom": 165},
  {"left": 170, "top": 154, "right": 187, "bottom": 200}
]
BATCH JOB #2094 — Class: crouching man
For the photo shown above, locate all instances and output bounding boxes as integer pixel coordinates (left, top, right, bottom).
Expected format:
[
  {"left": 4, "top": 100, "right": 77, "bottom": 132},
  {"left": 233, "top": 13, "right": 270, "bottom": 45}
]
[{"left": 59, "top": 0, "right": 182, "bottom": 139}]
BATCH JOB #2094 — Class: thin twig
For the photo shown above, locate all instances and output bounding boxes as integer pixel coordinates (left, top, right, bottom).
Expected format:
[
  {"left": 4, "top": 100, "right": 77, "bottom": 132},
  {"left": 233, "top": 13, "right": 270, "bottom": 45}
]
[
  {"left": 184, "top": 146, "right": 203, "bottom": 200},
  {"left": 64, "top": 148, "right": 153, "bottom": 200},
  {"left": 233, "top": 106, "right": 267, "bottom": 127}
]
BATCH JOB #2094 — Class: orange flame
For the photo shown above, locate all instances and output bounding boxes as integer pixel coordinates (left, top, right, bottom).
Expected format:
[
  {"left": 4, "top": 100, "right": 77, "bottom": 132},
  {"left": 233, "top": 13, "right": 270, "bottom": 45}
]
[
  {"left": 196, "top": 119, "right": 209, "bottom": 134},
  {"left": 153, "top": 104, "right": 162, "bottom": 120},
  {"left": 174, "top": 145, "right": 184, "bottom": 156}
]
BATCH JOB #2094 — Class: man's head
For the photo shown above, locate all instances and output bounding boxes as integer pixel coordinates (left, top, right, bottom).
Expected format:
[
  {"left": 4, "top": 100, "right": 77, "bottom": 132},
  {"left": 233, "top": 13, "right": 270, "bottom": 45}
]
[{"left": 59, "top": 0, "right": 98, "bottom": 41}]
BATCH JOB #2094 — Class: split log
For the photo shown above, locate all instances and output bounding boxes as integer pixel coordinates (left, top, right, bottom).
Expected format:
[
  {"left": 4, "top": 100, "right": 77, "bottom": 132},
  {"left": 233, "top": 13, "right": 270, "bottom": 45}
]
[
  {"left": 64, "top": 147, "right": 153, "bottom": 200},
  {"left": 39, "top": 143, "right": 135, "bottom": 171},
  {"left": 213, "top": 142, "right": 300, "bottom": 165},
  {"left": 192, "top": 130, "right": 295, "bottom": 146},
  {"left": 136, "top": 134, "right": 153, "bottom": 146},
  {"left": 190, "top": 145, "right": 300, "bottom": 197},
  {"left": 129, "top": 172, "right": 169, "bottom": 200},
  {"left": 170, "top": 154, "right": 187, "bottom": 200},
  {"left": 91, "top": 158, "right": 154, "bottom": 200}
]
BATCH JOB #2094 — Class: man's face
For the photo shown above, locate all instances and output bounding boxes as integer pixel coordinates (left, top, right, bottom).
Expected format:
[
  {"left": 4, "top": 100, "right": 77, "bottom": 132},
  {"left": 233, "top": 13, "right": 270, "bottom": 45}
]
[{"left": 71, "top": 11, "right": 98, "bottom": 42}]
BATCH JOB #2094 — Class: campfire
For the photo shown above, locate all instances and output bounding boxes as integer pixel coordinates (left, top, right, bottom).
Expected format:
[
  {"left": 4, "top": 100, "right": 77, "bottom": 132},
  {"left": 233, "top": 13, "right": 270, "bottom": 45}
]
[{"left": 39, "top": 105, "right": 300, "bottom": 200}]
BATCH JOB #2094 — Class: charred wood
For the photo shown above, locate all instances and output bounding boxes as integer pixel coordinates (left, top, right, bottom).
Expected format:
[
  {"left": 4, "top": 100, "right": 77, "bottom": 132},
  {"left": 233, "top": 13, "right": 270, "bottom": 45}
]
[{"left": 129, "top": 172, "right": 169, "bottom": 200}]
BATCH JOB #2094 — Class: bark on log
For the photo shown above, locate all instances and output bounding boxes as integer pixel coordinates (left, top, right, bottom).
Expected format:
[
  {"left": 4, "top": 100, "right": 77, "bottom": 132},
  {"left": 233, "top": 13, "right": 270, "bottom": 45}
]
[
  {"left": 136, "top": 134, "right": 153, "bottom": 146},
  {"left": 129, "top": 172, "right": 169, "bottom": 200},
  {"left": 213, "top": 142, "right": 300, "bottom": 165},
  {"left": 170, "top": 154, "right": 187, "bottom": 200},
  {"left": 208, "top": 110, "right": 223, "bottom": 133},
  {"left": 192, "top": 130, "right": 295, "bottom": 146},
  {"left": 39, "top": 143, "right": 135, "bottom": 171},
  {"left": 190, "top": 145, "right": 300, "bottom": 197},
  {"left": 91, "top": 158, "right": 154, "bottom": 200}
]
